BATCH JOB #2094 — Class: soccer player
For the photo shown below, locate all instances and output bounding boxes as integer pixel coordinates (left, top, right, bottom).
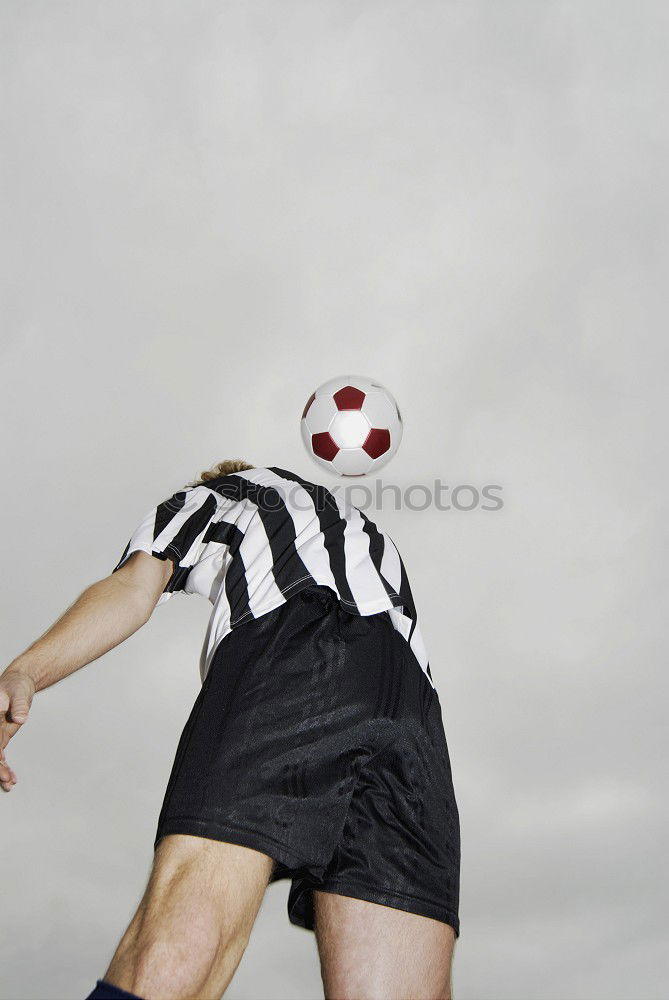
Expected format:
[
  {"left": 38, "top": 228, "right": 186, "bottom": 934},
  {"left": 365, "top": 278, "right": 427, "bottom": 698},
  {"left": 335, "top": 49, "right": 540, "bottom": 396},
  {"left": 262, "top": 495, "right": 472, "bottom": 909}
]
[{"left": 1, "top": 460, "right": 461, "bottom": 1000}]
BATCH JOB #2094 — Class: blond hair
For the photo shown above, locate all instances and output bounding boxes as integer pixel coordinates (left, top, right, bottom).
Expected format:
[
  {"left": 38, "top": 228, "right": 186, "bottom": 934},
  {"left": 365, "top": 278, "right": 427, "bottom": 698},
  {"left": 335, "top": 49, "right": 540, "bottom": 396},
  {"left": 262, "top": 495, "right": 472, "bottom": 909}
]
[{"left": 185, "top": 458, "right": 255, "bottom": 489}]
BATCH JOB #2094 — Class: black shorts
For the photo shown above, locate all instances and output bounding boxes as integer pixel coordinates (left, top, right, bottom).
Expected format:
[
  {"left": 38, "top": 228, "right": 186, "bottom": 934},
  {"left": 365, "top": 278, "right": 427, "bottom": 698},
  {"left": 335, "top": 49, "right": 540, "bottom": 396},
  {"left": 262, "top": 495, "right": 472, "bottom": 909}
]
[{"left": 154, "top": 584, "right": 461, "bottom": 938}]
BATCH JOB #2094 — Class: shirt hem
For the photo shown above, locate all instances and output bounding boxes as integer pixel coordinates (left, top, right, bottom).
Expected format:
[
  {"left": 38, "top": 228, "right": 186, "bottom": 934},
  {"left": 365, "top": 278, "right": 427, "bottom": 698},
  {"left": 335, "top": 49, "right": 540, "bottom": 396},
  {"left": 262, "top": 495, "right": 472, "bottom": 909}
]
[{"left": 228, "top": 586, "right": 404, "bottom": 629}]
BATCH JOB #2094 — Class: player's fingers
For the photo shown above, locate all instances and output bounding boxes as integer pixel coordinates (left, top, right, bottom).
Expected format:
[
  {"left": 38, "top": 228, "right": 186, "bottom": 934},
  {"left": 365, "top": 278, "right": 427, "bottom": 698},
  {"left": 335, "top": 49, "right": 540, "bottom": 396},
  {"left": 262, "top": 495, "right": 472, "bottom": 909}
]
[
  {"left": 0, "top": 750, "right": 17, "bottom": 790},
  {"left": 0, "top": 688, "right": 9, "bottom": 714}
]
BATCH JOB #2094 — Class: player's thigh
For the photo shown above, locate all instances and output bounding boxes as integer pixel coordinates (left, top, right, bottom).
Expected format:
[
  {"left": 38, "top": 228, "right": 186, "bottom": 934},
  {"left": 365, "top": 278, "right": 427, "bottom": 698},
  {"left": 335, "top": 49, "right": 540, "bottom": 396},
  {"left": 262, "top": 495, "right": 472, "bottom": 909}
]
[
  {"left": 146, "top": 833, "right": 276, "bottom": 937},
  {"left": 314, "top": 889, "right": 456, "bottom": 1000}
]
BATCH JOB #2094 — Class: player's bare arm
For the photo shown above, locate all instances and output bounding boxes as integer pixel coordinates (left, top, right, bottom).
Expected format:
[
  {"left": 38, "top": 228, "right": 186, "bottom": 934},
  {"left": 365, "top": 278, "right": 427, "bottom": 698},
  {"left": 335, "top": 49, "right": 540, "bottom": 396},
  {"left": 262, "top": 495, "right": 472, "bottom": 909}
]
[{"left": 0, "top": 552, "right": 174, "bottom": 792}]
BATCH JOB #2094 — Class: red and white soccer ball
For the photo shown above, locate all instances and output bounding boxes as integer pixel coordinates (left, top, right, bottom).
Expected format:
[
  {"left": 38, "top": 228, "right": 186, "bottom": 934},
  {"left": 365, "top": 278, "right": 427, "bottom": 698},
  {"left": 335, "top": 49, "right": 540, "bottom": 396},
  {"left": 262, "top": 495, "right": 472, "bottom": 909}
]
[{"left": 301, "top": 375, "right": 403, "bottom": 476}]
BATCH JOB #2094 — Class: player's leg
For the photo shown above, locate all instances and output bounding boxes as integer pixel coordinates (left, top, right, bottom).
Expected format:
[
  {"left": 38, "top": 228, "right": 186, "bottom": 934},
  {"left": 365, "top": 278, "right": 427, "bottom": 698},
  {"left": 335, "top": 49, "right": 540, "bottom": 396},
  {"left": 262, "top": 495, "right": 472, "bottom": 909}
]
[
  {"left": 100, "top": 833, "right": 275, "bottom": 1000},
  {"left": 313, "top": 889, "right": 457, "bottom": 1000}
]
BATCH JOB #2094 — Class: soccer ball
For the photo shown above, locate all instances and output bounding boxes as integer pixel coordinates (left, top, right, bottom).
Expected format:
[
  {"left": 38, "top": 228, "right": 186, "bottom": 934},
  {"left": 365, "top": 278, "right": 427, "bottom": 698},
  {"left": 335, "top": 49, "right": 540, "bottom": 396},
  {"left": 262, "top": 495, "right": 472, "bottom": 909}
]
[{"left": 301, "top": 375, "right": 403, "bottom": 476}]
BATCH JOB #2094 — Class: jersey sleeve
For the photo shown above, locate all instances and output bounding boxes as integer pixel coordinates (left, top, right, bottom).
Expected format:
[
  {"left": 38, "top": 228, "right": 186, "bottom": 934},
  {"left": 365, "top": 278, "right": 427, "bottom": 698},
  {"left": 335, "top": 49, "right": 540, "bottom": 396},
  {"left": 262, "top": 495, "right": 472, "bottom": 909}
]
[{"left": 111, "top": 487, "right": 220, "bottom": 606}]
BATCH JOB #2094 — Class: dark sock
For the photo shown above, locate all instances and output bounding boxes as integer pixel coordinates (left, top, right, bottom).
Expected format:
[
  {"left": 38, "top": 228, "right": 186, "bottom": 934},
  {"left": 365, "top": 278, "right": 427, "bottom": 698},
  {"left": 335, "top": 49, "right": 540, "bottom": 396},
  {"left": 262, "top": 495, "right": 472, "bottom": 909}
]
[{"left": 84, "top": 979, "right": 144, "bottom": 1000}]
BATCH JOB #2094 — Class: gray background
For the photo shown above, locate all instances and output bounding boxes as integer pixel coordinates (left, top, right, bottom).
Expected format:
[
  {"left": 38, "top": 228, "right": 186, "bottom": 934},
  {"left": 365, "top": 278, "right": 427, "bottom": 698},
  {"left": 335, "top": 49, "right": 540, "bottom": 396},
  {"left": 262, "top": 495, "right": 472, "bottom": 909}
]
[{"left": 1, "top": 2, "right": 667, "bottom": 998}]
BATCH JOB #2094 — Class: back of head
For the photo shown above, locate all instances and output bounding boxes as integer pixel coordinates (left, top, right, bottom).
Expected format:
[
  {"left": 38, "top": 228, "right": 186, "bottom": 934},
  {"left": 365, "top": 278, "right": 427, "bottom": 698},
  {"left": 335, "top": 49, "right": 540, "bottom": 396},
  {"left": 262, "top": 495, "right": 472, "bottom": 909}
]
[{"left": 185, "top": 459, "right": 255, "bottom": 489}]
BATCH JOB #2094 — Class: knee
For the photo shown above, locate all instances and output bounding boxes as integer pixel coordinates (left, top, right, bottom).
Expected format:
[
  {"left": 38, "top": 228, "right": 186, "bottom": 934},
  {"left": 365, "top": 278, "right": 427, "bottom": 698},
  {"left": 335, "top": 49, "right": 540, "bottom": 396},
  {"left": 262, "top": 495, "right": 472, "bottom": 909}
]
[
  {"left": 112, "top": 902, "right": 247, "bottom": 1000},
  {"left": 130, "top": 915, "right": 239, "bottom": 992},
  {"left": 106, "top": 835, "right": 273, "bottom": 998},
  {"left": 111, "top": 855, "right": 247, "bottom": 996}
]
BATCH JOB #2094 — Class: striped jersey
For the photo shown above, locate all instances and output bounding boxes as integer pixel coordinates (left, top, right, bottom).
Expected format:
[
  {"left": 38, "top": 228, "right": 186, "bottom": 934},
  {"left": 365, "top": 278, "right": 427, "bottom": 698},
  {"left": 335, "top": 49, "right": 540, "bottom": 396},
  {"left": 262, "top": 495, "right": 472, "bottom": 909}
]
[{"left": 112, "top": 466, "right": 433, "bottom": 687}]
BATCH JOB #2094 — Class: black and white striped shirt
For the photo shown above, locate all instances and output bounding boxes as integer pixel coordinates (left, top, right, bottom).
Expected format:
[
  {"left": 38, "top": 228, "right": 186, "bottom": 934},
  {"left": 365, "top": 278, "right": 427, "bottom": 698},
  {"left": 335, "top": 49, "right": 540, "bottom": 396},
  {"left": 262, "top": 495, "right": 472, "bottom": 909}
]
[{"left": 112, "top": 466, "right": 433, "bottom": 686}]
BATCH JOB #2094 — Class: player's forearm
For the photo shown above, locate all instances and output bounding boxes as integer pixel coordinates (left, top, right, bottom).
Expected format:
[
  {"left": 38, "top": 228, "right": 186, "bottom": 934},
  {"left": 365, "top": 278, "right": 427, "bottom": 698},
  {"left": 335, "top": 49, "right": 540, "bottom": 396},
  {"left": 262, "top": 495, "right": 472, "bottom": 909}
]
[{"left": 3, "top": 576, "right": 151, "bottom": 693}]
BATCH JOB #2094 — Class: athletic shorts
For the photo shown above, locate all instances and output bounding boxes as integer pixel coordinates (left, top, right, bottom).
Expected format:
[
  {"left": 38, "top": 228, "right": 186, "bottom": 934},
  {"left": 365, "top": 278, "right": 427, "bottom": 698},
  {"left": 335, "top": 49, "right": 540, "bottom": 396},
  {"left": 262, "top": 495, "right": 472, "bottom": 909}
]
[{"left": 154, "top": 584, "right": 461, "bottom": 938}]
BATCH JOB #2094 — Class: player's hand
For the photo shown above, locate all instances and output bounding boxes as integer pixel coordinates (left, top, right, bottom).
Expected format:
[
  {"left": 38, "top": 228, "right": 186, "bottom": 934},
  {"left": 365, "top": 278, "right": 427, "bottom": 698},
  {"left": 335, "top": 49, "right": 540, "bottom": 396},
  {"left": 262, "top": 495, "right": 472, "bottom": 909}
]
[{"left": 0, "top": 669, "right": 35, "bottom": 792}]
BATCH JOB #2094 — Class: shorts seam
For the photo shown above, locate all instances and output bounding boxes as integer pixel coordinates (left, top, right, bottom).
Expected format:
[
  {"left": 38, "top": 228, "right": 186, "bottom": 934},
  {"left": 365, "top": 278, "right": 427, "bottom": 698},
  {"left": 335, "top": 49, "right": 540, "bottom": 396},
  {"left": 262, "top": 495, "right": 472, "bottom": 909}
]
[
  {"left": 313, "top": 877, "right": 460, "bottom": 931},
  {"left": 155, "top": 815, "right": 309, "bottom": 866},
  {"left": 320, "top": 876, "right": 456, "bottom": 912}
]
